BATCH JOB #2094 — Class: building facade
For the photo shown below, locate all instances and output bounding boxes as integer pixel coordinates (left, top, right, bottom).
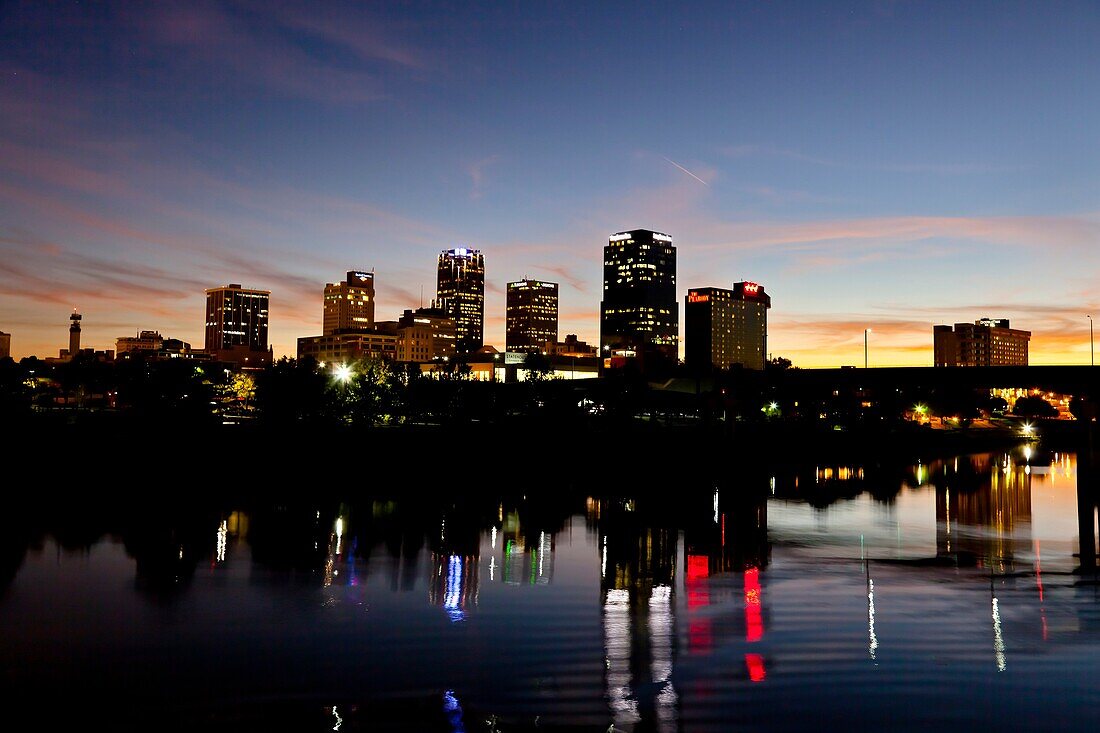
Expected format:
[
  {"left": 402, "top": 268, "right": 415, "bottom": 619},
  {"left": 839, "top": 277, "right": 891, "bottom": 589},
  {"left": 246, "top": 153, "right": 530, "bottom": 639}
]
[
  {"left": 506, "top": 279, "right": 558, "bottom": 353},
  {"left": 116, "top": 330, "right": 195, "bottom": 359},
  {"left": 395, "top": 306, "right": 457, "bottom": 363},
  {"left": 543, "top": 334, "right": 598, "bottom": 357},
  {"left": 685, "top": 282, "right": 771, "bottom": 371},
  {"left": 437, "top": 248, "right": 485, "bottom": 354},
  {"left": 204, "top": 284, "right": 271, "bottom": 366},
  {"left": 0, "top": 330, "right": 9, "bottom": 360},
  {"left": 933, "top": 318, "right": 1031, "bottom": 367},
  {"left": 323, "top": 271, "right": 375, "bottom": 335},
  {"left": 297, "top": 330, "right": 397, "bottom": 365},
  {"left": 599, "top": 230, "right": 678, "bottom": 361}
]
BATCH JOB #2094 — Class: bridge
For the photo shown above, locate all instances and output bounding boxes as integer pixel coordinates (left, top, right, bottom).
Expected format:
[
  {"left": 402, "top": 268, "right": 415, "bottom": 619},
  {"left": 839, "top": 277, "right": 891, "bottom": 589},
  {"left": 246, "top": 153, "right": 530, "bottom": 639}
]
[{"left": 767, "top": 365, "right": 1100, "bottom": 395}]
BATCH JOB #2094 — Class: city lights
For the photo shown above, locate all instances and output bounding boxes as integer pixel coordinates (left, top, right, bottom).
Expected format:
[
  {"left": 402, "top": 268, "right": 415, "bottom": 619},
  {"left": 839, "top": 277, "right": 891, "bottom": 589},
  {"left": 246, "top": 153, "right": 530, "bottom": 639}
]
[{"left": 333, "top": 363, "right": 353, "bottom": 383}]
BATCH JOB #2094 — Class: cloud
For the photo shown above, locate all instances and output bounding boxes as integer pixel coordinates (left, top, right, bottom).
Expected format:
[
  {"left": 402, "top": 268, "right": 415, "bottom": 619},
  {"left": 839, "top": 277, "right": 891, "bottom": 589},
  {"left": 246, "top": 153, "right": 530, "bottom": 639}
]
[
  {"left": 720, "top": 143, "right": 1022, "bottom": 175},
  {"left": 114, "top": 1, "right": 432, "bottom": 105},
  {"left": 531, "top": 264, "right": 587, "bottom": 292},
  {"left": 467, "top": 155, "right": 501, "bottom": 200}
]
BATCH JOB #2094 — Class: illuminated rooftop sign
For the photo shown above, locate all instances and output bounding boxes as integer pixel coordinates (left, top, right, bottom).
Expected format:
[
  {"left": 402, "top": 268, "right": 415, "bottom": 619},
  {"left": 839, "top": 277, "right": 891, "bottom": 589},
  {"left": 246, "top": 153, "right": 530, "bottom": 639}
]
[
  {"left": 743, "top": 282, "right": 761, "bottom": 295},
  {"left": 652, "top": 233, "right": 672, "bottom": 243},
  {"left": 688, "top": 292, "right": 709, "bottom": 303},
  {"left": 609, "top": 233, "right": 632, "bottom": 242}
]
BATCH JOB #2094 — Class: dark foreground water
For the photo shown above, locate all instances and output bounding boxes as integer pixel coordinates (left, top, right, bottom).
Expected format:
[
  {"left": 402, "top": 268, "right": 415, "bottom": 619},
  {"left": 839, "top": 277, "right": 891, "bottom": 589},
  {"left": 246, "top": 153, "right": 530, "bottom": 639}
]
[{"left": 3, "top": 443, "right": 1100, "bottom": 731}]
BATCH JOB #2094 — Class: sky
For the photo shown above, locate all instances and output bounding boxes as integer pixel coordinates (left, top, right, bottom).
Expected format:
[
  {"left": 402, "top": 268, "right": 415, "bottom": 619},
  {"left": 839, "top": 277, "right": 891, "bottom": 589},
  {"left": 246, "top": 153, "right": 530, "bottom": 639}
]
[{"left": 2, "top": 0, "right": 1100, "bottom": 366}]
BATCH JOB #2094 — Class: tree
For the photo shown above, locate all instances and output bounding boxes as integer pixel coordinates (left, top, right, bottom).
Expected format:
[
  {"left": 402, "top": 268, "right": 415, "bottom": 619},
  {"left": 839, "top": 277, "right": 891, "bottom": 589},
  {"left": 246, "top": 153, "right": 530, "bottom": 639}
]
[
  {"left": 1013, "top": 395, "right": 1058, "bottom": 418},
  {"left": 1070, "top": 395, "right": 1096, "bottom": 421},
  {"left": 766, "top": 356, "right": 794, "bottom": 370}
]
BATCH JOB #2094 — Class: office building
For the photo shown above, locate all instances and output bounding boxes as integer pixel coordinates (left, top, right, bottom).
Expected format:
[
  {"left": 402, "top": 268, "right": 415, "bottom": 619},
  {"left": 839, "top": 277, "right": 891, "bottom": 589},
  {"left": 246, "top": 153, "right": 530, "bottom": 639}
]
[
  {"left": 116, "top": 330, "right": 164, "bottom": 354},
  {"left": 116, "top": 331, "right": 196, "bottom": 359},
  {"left": 395, "top": 305, "right": 457, "bottom": 363},
  {"left": 0, "top": 330, "right": 9, "bottom": 360},
  {"left": 324, "top": 271, "right": 375, "bottom": 335},
  {"left": 297, "top": 330, "right": 397, "bottom": 365},
  {"left": 600, "top": 229, "right": 678, "bottom": 361},
  {"left": 437, "top": 248, "right": 485, "bottom": 353},
  {"left": 205, "top": 284, "right": 271, "bottom": 366},
  {"left": 933, "top": 318, "right": 1030, "bottom": 367},
  {"left": 506, "top": 279, "right": 558, "bottom": 353},
  {"left": 543, "top": 334, "right": 598, "bottom": 357},
  {"left": 685, "top": 282, "right": 771, "bottom": 370}
]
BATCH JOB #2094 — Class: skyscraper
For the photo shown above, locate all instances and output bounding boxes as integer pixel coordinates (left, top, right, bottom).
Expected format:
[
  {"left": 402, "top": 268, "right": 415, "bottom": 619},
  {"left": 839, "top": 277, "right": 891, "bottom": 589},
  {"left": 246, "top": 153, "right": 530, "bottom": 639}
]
[
  {"left": 506, "top": 279, "right": 558, "bottom": 353},
  {"left": 437, "top": 248, "right": 485, "bottom": 353},
  {"left": 323, "top": 271, "right": 375, "bottom": 335},
  {"left": 600, "top": 229, "right": 678, "bottom": 361},
  {"left": 205, "top": 284, "right": 271, "bottom": 366},
  {"left": 0, "top": 330, "right": 10, "bottom": 360},
  {"left": 685, "top": 282, "right": 771, "bottom": 371}
]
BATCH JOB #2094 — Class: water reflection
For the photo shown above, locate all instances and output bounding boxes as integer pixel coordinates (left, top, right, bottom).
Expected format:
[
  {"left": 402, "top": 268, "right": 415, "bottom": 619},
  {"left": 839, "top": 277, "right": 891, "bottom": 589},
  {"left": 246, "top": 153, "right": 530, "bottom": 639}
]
[{"left": 3, "top": 445, "right": 1100, "bottom": 730}]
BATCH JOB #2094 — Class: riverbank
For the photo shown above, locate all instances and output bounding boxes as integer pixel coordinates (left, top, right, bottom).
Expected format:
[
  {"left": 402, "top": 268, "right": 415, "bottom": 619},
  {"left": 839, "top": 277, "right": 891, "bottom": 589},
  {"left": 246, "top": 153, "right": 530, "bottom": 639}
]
[{"left": 13, "top": 412, "right": 1091, "bottom": 494}]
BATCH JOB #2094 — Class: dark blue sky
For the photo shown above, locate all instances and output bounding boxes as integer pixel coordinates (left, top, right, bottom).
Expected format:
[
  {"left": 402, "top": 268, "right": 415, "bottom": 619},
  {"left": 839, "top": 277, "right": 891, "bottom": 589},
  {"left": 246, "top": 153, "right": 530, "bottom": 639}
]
[{"left": 3, "top": 0, "right": 1099, "bottom": 363}]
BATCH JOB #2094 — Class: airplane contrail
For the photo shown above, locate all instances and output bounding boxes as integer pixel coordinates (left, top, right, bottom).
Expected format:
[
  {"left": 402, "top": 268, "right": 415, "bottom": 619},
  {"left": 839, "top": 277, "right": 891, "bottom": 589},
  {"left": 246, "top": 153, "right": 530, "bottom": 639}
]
[{"left": 663, "top": 156, "right": 709, "bottom": 186}]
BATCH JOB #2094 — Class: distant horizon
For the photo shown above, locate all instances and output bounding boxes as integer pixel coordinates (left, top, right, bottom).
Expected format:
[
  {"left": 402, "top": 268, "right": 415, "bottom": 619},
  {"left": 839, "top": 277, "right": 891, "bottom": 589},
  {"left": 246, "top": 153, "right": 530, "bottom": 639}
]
[{"left": 3, "top": 1, "right": 1099, "bottom": 365}]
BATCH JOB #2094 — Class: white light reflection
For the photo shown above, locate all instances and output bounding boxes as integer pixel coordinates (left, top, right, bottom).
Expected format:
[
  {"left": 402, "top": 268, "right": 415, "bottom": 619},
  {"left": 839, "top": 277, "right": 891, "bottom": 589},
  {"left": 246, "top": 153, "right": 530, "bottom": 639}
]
[
  {"left": 215, "top": 520, "right": 227, "bottom": 563},
  {"left": 603, "top": 588, "right": 639, "bottom": 725},
  {"left": 649, "top": 584, "right": 678, "bottom": 730},
  {"left": 444, "top": 555, "right": 465, "bottom": 622},
  {"left": 713, "top": 489, "right": 719, "bottom": 524},
  {"left": 489, "top": 556, "right": 496, "bottom": 582},
  {"left": 867, "top": 578, "right": 878, "bottom": 662},
  {"left": 491, "top": 526, "right": 497, "bottom": 549},
  {"left": 332, "top": 705, "right": 343, "bottom": 731},
  {"left": 601, "top": 536, "right": 608, "bottom": 579},
  {"left": 992, "top": 596, "right": 1007, "bottom": 671}
]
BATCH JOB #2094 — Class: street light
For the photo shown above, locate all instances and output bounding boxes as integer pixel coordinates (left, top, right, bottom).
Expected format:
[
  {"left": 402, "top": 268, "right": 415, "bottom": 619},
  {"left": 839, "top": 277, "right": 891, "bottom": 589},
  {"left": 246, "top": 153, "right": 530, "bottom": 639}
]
[
  {"left": 1088, "top": 315, "right": 1094, "bottom": 366},
  {"left": 333, "top": 363, "right": 353, "bottom": 384},
  {"left": 864, "top": 328, "right": 871, "bottom": 369}
]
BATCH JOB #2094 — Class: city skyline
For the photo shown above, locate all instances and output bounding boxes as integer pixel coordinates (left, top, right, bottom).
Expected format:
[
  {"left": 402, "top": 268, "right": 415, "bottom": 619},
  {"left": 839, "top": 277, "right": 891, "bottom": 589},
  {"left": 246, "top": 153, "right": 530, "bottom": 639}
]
[{"left": 3, "top": 2, "right": 1100, "bottom": 365}]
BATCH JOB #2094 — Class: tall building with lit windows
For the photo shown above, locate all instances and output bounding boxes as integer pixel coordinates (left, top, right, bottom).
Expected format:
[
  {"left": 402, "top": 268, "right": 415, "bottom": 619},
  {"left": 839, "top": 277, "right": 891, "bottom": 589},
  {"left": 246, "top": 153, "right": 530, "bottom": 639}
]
[
  {"left": 685, "top": 282, "right": 771, "bottom": 371},
  {"left": 506, "top": 279, "right": 558, "bottom": 353},
  {"left": 600, "top": 229, "right": 678, "bottom": 360},
  {"left": 437, "top": 248, "right": 485, "bottom": 353},
  {"left": 204, "top": 284, "right": 271, "bottom": 366},
  {"left": 323, "top": 271, "right": 375, "bottom": 335},
  {"left": 933, "top": 318, "right": 1030, "bottom": 366}
]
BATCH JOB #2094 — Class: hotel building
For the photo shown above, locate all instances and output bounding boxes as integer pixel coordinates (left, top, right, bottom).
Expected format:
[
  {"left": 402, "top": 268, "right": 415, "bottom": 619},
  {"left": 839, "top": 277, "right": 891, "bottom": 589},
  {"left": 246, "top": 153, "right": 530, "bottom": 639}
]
[{"left": 685, "top": 282, "right": 771, "bottom": 370}]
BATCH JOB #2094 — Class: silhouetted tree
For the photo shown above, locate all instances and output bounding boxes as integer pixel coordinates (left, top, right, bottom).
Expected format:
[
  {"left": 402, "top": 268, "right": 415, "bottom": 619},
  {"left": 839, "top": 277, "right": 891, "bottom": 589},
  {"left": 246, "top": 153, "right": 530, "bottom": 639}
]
[
  {"left": 1013, "top": 395, "right": 1058, "bottom": 418},
  {"left": 255, "top": 357, "right": 334, "bottom": 425}
]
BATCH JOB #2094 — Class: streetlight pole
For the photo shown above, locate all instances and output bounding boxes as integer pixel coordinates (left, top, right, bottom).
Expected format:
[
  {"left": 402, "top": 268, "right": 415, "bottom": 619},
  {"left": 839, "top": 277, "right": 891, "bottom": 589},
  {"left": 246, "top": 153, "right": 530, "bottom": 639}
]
[
  {"left": 864, "top": 328, "right": 871, "bottom": 369},
  {"left": 1089, "top": 315, "right": 1094, "bottom": 366}
]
